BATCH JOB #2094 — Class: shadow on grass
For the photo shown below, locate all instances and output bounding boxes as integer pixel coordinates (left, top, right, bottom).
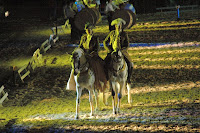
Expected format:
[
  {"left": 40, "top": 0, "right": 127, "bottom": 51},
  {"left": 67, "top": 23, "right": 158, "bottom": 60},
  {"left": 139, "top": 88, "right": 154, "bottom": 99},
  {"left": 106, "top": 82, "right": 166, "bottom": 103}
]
[
  {"left": 1, "top": 117, "right": 198, "bottom": 133},
  {"left": 132, "top": 68, "right": 200, "bottom": 85},
  {"left": 2, "top": 66, "right": 200, "bottom": 106}
]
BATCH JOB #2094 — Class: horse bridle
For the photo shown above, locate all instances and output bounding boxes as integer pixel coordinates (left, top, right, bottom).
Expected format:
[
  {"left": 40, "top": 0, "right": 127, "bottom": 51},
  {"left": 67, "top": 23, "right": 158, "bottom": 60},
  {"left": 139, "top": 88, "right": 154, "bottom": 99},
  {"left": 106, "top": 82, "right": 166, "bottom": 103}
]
[
  {"left": 111, "top": 55, "right": 126, "bottom": 75},
  {"left": 73, "top": 55, "right": 90, "bottom": 75},
  {"left": 79, "top": 60, "right": 89, "bottom": 74}
]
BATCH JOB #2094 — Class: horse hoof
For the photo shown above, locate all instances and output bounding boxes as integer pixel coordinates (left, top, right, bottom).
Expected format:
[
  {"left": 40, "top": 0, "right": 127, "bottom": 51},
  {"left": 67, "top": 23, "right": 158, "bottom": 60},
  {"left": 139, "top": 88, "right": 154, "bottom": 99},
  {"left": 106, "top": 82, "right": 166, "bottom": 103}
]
[
  {"left": 113, "top": 111, "right": 117, "bottom": 115},
  {"left": 104, "top": 102, "right": 108, "bottom": 106},
  {"left": 75, "top": 115, "right": 79, "bottom": 120},
  {"left": 90, "top": 113, "right": 94, "bottom": 117},
  {"left": 117, "top": 109, "right": 120, "bottom": 114},
  {"left": 95, "top": 108, "right": 99, "bottom": 112}
]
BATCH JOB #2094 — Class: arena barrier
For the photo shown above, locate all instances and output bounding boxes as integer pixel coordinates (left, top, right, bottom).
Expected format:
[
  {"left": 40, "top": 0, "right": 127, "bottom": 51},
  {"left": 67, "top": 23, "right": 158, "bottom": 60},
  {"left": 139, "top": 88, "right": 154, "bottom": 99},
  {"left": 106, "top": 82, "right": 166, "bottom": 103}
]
[
  {"left": 18, "top": 64, "right": 31, "bottom": 83},
  {"left": 0, "top": 85, "right": 9, "bottom": 107},
  {"left": 66, "top": 42, "right": 200, "bottom": 48},
  {"left": 16, "top": 34, "right": 59, "bottom": 83},
  {"left": 51, "top": 20, "right": 70, "bottom": 35},
  {"left": 40, "top": 39, "right": 51, "bottom": 54},
  {"left": 27, "top": 48, "right": 43, "bottom": 71}
]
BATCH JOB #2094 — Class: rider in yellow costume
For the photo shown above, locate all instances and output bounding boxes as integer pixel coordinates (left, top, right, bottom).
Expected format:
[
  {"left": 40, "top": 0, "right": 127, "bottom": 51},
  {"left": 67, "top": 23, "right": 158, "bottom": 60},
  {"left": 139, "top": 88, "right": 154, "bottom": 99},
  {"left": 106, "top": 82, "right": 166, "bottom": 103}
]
[
  {"left": 79, "top": 23, "right": 99, "bottom": 55},
  {"left": 67, "top": 23, "right": 108, "bottom": 92},
  {"left": 83, "top": 0, "right": 97, "bottom": 8},
  {"left": 103, "top": 18, "right": 133, "bottom": 83}
]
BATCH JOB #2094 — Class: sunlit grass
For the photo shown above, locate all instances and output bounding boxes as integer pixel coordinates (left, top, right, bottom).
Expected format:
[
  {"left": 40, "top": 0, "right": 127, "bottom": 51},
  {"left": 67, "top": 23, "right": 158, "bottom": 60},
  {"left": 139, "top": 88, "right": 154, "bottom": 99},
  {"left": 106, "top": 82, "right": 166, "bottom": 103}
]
[
  {"left": 127, "top": 20, "right": 200, "bottom": 32},
  {"left": 0, "top": 54, "right": 71, "bottom": 68},
  {"left": 20, "top": 27, "right": 71, "bottom": 40},
  {"left": 0, "top": 85, "right": 199, "bottom": 130},
  {"left": 23, "top": 28, "right": 53, "bottom": 38},
  {"left": 0, "top": 57, "right": 32, "bottom": 68},
  {"left": 0, "top": 19, "right": 200, "bottom": 132},
  {"left": 1, "top": 86, "right": 198, "bottom": 117}
]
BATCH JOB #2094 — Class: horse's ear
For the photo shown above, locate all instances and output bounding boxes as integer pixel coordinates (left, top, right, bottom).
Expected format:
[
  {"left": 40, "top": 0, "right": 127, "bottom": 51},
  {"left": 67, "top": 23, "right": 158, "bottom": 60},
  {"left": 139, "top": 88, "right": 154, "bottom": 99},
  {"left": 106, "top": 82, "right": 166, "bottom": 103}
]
[
  {"left": 70, "top": 55, "right": 73, "bottom": 62},
  {"left": 118, "top": 50, "right": 122, "bottom": 56},
  {"left": 66, "top": 52, "right": 73, "bottom": 62},
  {"left": 66, "top": 52, "right": 71, "bottom": 55}
]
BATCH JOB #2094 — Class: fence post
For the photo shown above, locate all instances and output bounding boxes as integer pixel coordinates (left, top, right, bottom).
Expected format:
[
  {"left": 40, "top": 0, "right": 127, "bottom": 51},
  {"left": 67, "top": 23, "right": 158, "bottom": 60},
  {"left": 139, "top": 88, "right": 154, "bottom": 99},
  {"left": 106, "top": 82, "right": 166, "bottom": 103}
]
[
  {"left": 0, "top": 85, "right": 9, "bottom": 107},
  {"left": 18, "top": 65, "right": 30, "bottom": 83},
  {"left": 176, "top": 5, "right": 180, "bottom": 20},
  {"left": 12, "top": 66, "right": 17, "bottom": 86},
  {"left": 28, "top": 48, "right": 43, "bottom": 72},
  {"left": 40, "top": 39, "right": 51, "bottom": 54}
]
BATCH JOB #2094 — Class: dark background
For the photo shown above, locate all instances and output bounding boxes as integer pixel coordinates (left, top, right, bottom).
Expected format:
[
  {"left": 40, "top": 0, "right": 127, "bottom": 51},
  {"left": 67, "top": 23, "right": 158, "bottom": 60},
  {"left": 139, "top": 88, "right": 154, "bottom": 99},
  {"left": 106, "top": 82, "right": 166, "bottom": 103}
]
[{"left": 1, "top": 0, "right": 200, "bottom": 19}]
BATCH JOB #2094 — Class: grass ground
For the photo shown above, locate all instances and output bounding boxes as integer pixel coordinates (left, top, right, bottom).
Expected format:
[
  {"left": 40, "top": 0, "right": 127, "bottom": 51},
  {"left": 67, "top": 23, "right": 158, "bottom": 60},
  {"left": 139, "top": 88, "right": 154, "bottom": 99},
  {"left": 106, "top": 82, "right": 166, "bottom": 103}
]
[{"left": 0, "top": 13, "right": 200, "bottom": 132}]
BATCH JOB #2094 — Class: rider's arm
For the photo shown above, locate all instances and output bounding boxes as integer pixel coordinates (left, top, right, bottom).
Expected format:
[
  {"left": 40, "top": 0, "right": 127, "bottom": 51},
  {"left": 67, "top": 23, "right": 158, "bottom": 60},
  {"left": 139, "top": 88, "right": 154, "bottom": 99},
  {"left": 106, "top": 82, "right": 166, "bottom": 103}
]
[
  {"left": 103, "top": 31, "right": 114, "bottom": 53},
  {"left": 124, "top": 32, "right": 130, "bottom": 48},
  {"left": 79, "top": 35, "right": 86, "bottom": 49},
  {"left": 94, "top": 36, "right": 100, "bottom": 52},
  {"left": 90, "top": 36, "right": 99, "bottom": 53}
]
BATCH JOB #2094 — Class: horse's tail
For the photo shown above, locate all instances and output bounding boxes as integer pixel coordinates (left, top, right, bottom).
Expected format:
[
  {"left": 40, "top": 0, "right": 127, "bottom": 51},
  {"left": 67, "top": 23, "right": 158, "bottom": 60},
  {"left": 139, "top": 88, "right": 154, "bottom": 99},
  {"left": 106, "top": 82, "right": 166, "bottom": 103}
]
[{"left": 66, "top": 70, "right": 76, "bottom": 91}]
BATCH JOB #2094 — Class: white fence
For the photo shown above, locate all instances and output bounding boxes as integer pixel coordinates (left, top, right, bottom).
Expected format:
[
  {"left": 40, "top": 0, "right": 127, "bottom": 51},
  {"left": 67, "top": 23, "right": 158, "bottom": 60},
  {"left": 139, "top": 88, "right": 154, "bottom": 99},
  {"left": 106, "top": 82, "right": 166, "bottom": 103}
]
[
  {"left": 156, "top": 5, "right": 199, "bottom": 13},
  {"left": 0, "top": 22, "right": 62, "bottom": 107},
  {"left": 51, "top": 20, "right": 70, "bottom": 35},
  {"left": 17, "top": 34, "right": 59, "bottom": 83},
  {"left": 156, "top": 5, "right": 200, "bottom": 19},
  {"left": 0, "top": 85, "right": 8, "bottom": 107}
]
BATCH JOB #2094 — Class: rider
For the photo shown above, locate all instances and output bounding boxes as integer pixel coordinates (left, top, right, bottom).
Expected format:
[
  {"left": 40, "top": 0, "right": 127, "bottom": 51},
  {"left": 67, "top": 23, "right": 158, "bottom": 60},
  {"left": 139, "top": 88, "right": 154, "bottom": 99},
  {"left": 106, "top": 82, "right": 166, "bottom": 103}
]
[
  {"left": 80, "top": 23, "right": 108, "bottom": 92},
  {"left": 105, "top": 0, "right": 119, "bottom": 31},
  {"left": 67, "top": 23, "right": 108, "bottom": 92},
  {"left": 103, "top": 18, "right": 133, "bottom": 83},
  {"left": 83, "top": 0, "right": 97, "bottom": 8},
  {"left": 79, "top": 23, "right": 99, "bottom": 55}
]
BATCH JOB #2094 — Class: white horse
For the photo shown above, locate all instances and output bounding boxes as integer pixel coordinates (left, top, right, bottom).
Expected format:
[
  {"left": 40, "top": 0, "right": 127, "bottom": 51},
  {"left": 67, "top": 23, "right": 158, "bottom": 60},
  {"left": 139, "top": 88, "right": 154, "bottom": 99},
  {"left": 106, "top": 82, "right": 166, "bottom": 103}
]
[
  {"left": 67, "top": 48, "right": 100, "bottom": 119},
  {"left": 107, "top": 50, "right": 132, "bottom": 114}
]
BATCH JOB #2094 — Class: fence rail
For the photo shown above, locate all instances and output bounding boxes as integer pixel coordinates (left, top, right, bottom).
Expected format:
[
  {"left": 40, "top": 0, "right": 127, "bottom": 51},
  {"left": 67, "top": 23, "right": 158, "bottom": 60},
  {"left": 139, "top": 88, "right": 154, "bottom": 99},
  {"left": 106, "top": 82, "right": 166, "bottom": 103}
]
[
  {"left": 0, "top": 85, "right": 8, "bottom": 107},
  {"left": 156, "top": 5, "right": 200, "bottom": 19},
  {"left": 156, "top": 5, "right": 199, "bottom": 13}
]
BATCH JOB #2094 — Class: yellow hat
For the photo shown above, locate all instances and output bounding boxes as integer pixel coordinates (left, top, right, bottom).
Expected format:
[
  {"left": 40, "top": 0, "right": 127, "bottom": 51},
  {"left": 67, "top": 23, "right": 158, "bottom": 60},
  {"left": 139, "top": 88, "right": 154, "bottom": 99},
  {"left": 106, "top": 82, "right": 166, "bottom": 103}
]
[
  {"left": 113, "top": 0, "right": 128, "bottom": 5},
  {"left": 111, "top": 18, "right": 126, "bottom": 26}
]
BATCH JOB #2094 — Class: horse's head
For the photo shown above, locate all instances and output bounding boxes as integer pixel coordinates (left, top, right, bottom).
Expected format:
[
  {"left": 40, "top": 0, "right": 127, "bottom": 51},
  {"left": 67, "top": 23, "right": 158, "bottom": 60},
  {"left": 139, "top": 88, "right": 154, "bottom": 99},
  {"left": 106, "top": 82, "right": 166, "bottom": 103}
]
[
  {"left": 111, "top": 49, "right": 125, "bottom": 72},
  {"left": 71, "top": 48, "right": 87, "bottom": 75},
  {"left": 111, "top": 49, "right": 123, "bottom": 63}
]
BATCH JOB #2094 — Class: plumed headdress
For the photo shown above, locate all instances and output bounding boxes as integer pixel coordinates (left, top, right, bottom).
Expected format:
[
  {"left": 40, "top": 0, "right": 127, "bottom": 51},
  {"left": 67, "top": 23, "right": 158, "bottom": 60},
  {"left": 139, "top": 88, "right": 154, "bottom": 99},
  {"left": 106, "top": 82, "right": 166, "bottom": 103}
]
[
  {"left": 111, "top": 18, "right": 126, "bottom": 26},
  {"left": 84, "top": 23, "right": 94, "bottom": 30}
]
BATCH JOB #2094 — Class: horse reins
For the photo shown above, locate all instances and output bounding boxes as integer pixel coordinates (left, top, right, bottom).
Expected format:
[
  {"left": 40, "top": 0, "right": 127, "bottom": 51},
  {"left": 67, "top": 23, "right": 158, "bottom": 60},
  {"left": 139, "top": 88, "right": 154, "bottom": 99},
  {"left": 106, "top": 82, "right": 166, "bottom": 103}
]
[
  {"left": 111, "top": 57, "right": 126, "bottom": 75},
  {"left": 79, "top": 61, "right": 90, "bottom": 74}
]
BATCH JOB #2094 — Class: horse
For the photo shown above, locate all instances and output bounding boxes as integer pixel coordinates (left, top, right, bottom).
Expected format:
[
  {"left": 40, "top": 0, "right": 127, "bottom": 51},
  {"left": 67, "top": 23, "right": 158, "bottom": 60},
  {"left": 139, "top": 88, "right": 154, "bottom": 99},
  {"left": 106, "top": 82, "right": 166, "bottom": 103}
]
[
  {"left": 68, "top": 47, "right": 104, "bottom": 119},
  {"left": 107, "top": 49, "right": 132, "bottom": 114}
]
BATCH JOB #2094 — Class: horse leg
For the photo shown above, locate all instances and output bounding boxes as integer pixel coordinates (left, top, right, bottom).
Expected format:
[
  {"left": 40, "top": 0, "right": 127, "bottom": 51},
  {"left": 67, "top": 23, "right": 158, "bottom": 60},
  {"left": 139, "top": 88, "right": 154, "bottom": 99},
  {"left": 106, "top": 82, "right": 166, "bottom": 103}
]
[
  {"left": 94, "top": 89, "right": 99, "bottom": 111},
  {"left": 66, "top": 69, "right": 76, "bottom": 90},
  {"left": 115, "top": 83, "right": 119, "bottom": 113},
  {"left": 75, "top": 86, "right": 82, "bottom": 119},
  {"left": 127, "top": 83, "right": 132, "bottom": 104},
  {"left": 111, "top": 82, "right": 117, "bottom": 114},
  {"left": 89, "top": 90, "right": 94, "bottom": 117},
  {"left": 103, "top": 90, "right": 108, "bottom": 106},
  {"left": 117, "top": 82, "right": 125, "bottom": 114}
]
